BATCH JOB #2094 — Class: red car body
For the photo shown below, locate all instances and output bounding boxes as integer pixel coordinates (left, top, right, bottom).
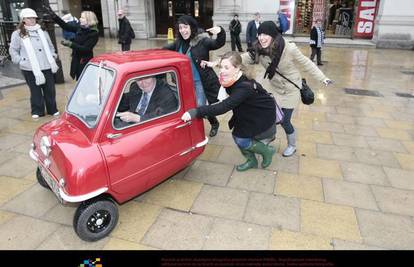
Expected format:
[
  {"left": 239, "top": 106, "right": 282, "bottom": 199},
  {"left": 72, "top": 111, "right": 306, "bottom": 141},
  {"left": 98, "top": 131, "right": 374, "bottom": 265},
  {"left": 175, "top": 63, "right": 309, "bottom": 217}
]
[{"left": 29, "top": 50, "right": 207, "bottom": 240}]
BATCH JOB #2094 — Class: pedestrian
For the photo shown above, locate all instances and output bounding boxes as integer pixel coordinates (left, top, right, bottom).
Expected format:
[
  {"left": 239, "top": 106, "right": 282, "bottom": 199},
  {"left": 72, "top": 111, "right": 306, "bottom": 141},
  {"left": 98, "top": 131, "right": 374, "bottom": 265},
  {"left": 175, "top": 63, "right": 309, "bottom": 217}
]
[
  {"left": 163, "top": 15, "right": 225, "bottom": 137},
  {"left": 242, "top": 21, "right": 332, "bottom": 157},
  {"left": 182, "top": 51, "right": 276, "bottom": 171},
  {"left": 246, "top": 12, "right": 261, "bottom": 49},
  {"left": 310, "top": 19, "right": 324, "bottom": 65},
  {"left": 229, "top": 14, "right": 243, "bottom": 52},
  {"left": 117, "top": 9, "right": 135, "bottom": 51},
  {"left": 44, "top": 5, "right": 99, "bottom": 81},
  {"left": 9, "top": 8, "right": 59, "bottom": 119},
  {"left": 61, "top": 10, "right": 79, "bottom": 41}
]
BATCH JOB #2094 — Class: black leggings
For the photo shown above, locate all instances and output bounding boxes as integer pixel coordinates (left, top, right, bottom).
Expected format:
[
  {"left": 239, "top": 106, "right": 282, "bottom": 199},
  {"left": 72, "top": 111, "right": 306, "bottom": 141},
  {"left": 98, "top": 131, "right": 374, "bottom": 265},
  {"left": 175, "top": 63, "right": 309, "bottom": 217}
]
[{"left": 281, "top": 108, "right": 294, "bottom": 135}]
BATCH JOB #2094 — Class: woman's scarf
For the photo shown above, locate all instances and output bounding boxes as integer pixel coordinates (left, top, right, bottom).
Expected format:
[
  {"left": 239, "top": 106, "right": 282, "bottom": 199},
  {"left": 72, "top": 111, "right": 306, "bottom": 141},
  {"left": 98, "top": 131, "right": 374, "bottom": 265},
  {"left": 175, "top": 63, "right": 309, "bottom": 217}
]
[
  {"left": 22, "top": 24, "right": 59, "bottom": 85},
  {"left": 252, "top": 34, "right": 285, "bottom": 80}
]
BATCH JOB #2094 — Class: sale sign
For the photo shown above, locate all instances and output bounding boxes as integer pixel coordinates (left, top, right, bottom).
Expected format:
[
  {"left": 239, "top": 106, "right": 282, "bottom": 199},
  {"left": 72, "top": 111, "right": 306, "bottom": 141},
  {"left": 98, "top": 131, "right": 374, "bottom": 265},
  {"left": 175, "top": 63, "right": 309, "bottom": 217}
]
[{"left": 353, "top": 0, "right": 380, "bottom": 39}]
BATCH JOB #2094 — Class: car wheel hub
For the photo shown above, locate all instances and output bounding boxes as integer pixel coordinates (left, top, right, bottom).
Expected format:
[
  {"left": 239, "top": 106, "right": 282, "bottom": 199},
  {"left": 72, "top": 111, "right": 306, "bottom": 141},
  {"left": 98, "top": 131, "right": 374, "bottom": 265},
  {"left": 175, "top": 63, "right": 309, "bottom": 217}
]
[{"left": 87, "top": 210, "right": 111, "bottom": 233}]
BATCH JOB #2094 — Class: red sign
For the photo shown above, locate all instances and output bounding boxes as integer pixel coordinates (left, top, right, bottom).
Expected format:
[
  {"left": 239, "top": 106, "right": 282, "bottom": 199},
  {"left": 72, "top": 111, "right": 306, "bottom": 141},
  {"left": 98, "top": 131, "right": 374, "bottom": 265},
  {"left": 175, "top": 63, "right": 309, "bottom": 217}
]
[{"left": 353, "top": 0, "right": 380, "bottom": 39}]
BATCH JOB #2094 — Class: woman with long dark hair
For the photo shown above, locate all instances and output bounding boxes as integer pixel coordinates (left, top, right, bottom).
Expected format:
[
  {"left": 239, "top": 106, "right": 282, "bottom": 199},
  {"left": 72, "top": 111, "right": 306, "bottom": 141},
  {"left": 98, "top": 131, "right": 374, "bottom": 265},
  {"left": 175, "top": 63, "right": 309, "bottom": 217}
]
[{"left": 164, "top": 15, "right": 225, "bottom": 137}]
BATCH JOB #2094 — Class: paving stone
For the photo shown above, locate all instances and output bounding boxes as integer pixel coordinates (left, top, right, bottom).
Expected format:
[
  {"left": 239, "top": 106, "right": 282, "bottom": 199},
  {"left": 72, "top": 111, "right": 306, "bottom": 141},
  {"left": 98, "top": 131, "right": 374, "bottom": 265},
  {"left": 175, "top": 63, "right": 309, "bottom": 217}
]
[
  {"left": 394, "top": 153, "right": 414, "bottom": 171},
  {"left": 364, "top": 110, "right": 393, "bottom": 120},
  {"left": 376, "top": 128, "right": 412, "bottom": 141},
  {"left": 0, "top": 133, "right": 31, "bottom": 151},
  {"left": 365, "top": 137, "right": 407, "bottom": 153},
  {"left": 191, "top": 185, "right": 249, "bottom": 220},
  {"left": 268, "top": 154, "right": 299, "bottom": 174},
  {"left": 228, "top": 169, "right": 276, "bottom": 194},
  {"left": 301, "top": 200, "right": 361, "bottom": 242},
  {"left": 0, "top": 210, "right": 16, "bottom": 225},
  {"left": 332, "top": 239, "right": 385, "bottom": 250},
  {"left": 0, "top": 151, "right": 22, "bottom": 166},
  {"left": 41, "top": 204, "right": 77, "bottom": 226},
  {"left": 0, "top": 154, "right": 37, "bottom": 178},
  {"left": 317, "top": 144, "right": 355, "bottom": 161},
  {"left": 0, "top": 176, "right": 35, "bottom": 206},
  {"left": 207, "top": 132, "right": 235, "bottom": 147},
  {"left": 275, "top": 172, "right": 323, "bottom": 201},
  {"left": 336, "top": 106, "right": 371, "bottom": 116},
  {"left": 291, "top": 119, "right": 313, "bottom": 130},
  {"left": 343, "top": 125, "right": 378, "bottom": 137},
  {"left": 0, "top": 215, "right": 60, "bottom": 249},
  {"left": 203, "top": 218, "right": 271, "bottom": 250},
  {"left": 313, "top": 121, "right": 344, "bottom": 133},
  {"left": 297, "top": 129, "right": 333, "bottom": 144},
  {"left": 296, "top": 141, "right": 317, "bottom": 157},
  {"left": 198, "top": 144, "right": 223, "bottom": 161},
  {"left": 355, "top": 117, "right": 386, "bottom": 128},
  {"left": 103, "top": 237, "right": 157, "bottom": 250},
  {"left": 2, "top": 184, "right": 59, "bottom": 217},
  {"left": 299, "top": 157, "right": 342, "bottom": 179},
  {"left": 331, "top": 133, "right": 368, "bottom": 148},
  {"left": 356, "top": 209, "right": 414, "bottom": 249},
  {"left": 36, "top": 225, "right": 108, "bottom": 250},
  {"left": 216, "top": 146, "right": 245, "bottom": 165},
  {"left": 270, "top": 229, "right": 333, "bottom": 250},
  {"left": 326, "top": 113, "right": 356, "bottom": 124},
  {"left": 244, "top": 192, "right": 300, "bottom": 231},
  {"left": 111, "top": 201, "right": 162, "bottom": 243},
  {"left": 142, "top": 208, "right": 213, "bottom": 250},
  {"left": 341, "top": 162, "right": 389, "bottom": 185},
  {"left": 139, "top": 179, "right": 203, "bottom": 211},
  {"left": 383, "top": 167, "right": 414, "bottom": 190},
  {"left": 353, "top": 148, "right": 401, "bottom": 168},
  {"left": 184, "top": 160, "right": 233, "bottom": 186},
  {"left": 371, "top": 186, "right": 414, "bottom": 216},
  {"left": 402, "top": 141, "right": 414, "bottom": 153},
  {"left": 323, "top": 179, "right": 378, "bottom": 210}
]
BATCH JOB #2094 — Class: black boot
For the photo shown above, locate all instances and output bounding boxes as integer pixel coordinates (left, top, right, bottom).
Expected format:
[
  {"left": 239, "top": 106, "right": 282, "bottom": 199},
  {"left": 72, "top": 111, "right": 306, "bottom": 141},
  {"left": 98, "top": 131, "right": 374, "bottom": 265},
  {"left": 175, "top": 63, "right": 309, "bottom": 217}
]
[{"left": 207, "top": 116, "right": 220, "bottom": 137}]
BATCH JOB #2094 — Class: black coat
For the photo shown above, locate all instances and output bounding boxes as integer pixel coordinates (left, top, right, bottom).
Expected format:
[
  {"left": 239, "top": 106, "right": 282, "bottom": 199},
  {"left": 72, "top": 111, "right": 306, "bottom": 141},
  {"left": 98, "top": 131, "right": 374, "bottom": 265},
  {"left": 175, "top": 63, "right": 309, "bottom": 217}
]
[
  {"left": 229, "top": 19, "right": 241, "bottom": 35},
  {"left": 163, "top": 27, "right": 226, "bottom": 104},
  {"left": 195, "top": 75, "right": 276, "bottom": 138},
  {"left": 118, "top": 17, "right": 135, "bottom": 45},
  {"left": 310, "top": 26, "right": 324, "bottom": 48},
  {"left": 52, "top": 15, "right": 99, "bottom": 80},
  {"left": 119, "top": 79, "right": 178, "bottom": 122}
]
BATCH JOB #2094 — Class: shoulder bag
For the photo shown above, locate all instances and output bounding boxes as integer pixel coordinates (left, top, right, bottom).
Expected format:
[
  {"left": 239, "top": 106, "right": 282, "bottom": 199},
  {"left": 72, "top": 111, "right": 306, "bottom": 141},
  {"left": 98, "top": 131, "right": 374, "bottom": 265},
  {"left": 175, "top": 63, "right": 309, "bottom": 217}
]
[{"left": 275, "top": 70, "right": 315, "bottom": 105}]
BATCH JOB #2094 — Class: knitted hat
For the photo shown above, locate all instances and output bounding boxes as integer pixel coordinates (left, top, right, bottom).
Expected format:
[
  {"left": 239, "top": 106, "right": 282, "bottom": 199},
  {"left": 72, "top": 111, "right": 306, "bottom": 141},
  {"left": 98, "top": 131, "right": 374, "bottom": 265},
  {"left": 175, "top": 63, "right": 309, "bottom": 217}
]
[
  {"left": 20, "top": 8, "right": 38, "bottom": 19},
  {"left": 257, "top": 21, "right": 279, "bottom": 39}
]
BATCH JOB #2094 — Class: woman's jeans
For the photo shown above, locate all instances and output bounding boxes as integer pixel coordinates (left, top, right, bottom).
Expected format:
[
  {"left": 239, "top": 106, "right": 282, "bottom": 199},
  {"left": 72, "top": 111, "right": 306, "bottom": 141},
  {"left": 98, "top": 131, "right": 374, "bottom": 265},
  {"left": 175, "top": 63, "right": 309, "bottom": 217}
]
[
  {"left": 281, "top": 108, "right": 294, "bottom": 135},
  {"left": 233, "top": 124, "right": 277, "bottom": 149},
  {"left": 194, "top": 80, "right": 207, "bottom": 107}
]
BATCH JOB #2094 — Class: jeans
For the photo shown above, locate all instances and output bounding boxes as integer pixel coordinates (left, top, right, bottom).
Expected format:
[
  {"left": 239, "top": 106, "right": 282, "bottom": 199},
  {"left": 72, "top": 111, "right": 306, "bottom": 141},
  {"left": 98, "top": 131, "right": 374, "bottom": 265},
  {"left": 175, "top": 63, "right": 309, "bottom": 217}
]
[
  {"left": 233, "top": 135, "right": 252, "bottom": 149},
  {"left": 194, "top": 80, "right": 207, "bottom": 107},
  {"left": 281, "top": 108, "right": 294, "bottom": 135}
]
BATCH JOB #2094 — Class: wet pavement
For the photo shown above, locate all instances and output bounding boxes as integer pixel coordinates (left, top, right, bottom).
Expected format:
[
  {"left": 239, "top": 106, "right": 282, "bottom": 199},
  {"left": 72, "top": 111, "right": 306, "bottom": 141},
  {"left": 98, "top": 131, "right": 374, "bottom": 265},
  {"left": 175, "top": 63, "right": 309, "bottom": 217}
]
[{"left": 0, "top": 37, "right": 414, "bottom": 250}]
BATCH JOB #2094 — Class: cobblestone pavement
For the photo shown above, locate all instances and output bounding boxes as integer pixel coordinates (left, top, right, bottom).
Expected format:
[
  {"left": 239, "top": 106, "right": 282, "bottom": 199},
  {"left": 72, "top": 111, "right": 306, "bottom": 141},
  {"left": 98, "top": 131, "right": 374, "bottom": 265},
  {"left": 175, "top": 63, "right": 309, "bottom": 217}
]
[{"left": 0, "top": 37, "right": 414, "bottom": 250}]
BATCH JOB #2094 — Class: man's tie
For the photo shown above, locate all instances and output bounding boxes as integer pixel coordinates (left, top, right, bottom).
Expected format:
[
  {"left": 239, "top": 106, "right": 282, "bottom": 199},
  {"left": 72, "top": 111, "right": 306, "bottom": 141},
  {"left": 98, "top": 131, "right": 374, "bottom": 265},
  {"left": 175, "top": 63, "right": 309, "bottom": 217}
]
[{"left": 136, "top": 92, "right": 149, "bottom": 116}]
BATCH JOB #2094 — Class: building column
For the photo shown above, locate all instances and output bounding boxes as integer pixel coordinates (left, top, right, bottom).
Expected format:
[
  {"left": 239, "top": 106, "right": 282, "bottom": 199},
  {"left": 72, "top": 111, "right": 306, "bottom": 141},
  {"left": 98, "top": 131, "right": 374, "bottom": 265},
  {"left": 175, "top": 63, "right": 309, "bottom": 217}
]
[
  {"left": 374, "top": 0, "right": 414, "bottom": 49},
  {"left": 212, "top": 0, "right": 279, "bottom": 42}
]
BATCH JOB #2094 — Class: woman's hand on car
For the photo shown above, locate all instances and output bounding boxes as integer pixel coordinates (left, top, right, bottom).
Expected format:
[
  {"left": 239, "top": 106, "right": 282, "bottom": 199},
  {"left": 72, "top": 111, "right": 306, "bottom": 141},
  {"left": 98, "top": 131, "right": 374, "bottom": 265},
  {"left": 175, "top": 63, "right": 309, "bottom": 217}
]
[
  {"left": 117, "top": 112, "right": 141, "bottom": 123},
  {"left": 181, "top": 112, "right": 192, "bottom": 122}
]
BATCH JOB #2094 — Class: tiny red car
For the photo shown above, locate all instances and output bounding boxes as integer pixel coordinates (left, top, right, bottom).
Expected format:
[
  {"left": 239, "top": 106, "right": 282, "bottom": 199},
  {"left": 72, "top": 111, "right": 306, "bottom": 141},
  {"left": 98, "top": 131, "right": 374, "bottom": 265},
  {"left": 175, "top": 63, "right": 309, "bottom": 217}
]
[{"left": 29, "top": 50, "right": 207, "bottom": 241}]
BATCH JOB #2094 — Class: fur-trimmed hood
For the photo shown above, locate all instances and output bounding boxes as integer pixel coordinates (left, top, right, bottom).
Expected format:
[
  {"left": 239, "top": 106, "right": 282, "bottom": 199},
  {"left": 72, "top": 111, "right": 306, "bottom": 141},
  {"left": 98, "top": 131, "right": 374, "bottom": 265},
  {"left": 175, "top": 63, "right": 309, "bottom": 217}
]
[{"left": 190, "top": 31, "right": 210, "bottom": 47}]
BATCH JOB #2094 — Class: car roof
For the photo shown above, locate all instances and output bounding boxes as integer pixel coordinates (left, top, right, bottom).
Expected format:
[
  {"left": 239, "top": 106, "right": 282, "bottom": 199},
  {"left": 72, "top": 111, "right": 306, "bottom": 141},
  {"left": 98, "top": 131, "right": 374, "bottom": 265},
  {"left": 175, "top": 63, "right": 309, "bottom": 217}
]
[{"left": 90, "top": 49, "right": 189, "bottom": 72}]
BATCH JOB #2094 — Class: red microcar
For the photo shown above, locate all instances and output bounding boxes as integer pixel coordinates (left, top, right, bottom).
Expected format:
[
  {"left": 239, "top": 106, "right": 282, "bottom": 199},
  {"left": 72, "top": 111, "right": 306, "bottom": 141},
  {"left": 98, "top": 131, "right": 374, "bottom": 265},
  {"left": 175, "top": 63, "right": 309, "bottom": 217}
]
[{"left": 29, "top": 50, "right": 207, "bottom": 241}]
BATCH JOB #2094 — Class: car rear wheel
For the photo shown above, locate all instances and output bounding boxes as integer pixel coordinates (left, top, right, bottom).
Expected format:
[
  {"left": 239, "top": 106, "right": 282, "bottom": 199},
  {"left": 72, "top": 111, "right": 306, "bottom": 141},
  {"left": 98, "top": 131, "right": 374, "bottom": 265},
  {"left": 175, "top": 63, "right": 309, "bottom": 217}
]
[
  {"left": 73, "top": 199, "right": 118, "bottom": 242},
  {"left": 36, "top": 168, "right": 50, "bottom": 189}
]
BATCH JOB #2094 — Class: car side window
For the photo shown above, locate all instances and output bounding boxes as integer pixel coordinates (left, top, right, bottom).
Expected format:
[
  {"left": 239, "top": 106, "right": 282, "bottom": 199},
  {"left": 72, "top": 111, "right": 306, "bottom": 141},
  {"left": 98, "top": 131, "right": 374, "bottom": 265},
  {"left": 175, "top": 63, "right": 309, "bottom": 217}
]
[{"left": 114, "top": 72, "right": 180, "bottom": 129}]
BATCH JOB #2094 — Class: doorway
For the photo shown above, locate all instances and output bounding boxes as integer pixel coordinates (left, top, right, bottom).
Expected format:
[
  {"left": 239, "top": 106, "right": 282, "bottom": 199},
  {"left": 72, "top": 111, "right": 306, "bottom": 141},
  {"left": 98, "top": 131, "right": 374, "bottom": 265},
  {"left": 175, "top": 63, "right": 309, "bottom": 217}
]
[{"left": 154, "top": 0, "right": 213, "bottom": 36}]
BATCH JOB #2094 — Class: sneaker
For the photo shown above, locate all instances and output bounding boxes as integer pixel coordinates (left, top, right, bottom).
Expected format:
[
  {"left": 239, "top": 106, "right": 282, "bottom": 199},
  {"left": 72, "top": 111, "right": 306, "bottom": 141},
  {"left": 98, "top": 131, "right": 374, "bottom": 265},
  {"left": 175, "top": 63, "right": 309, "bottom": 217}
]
[
  {"left": 53, "top": 111, "right": 60, "bottom": 117},
  {"left": 282, "top": 145, "right": 296, "bottom": 157},
  {"left": 31, "top": 114, "right": 39, "bottom": 119}
]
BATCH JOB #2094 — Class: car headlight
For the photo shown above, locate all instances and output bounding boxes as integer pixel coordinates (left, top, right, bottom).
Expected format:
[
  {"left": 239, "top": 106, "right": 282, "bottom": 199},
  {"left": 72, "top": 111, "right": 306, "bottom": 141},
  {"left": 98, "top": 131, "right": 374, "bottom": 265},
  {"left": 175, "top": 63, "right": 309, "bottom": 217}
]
[{"left": 40, "top": 136, "right": 51, "bottom": 157}]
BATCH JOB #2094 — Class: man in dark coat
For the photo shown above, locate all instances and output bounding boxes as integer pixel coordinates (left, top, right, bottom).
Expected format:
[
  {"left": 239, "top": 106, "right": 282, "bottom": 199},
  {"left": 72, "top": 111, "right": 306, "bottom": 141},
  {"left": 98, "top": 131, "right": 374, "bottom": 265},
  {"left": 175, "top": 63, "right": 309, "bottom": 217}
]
[
  {"left": 229, "top": 14, "right": 243, "bottom": 52},
  {"left": 117, "top": 10, "right": 135, "bottom": 51},
  {"left": 246, "top": 12, "right": 261, "bottom": 48},
  {"left": 117, "top": 76, "right": 178, "bottom": 124},
  {"left": 310, "top": 19, "right": 324, "bottom": 65}
]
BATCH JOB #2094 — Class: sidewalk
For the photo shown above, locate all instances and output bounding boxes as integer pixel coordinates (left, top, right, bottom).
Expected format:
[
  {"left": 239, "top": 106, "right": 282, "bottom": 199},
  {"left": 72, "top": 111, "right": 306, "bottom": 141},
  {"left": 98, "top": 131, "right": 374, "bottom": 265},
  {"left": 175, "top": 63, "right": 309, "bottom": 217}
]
[{"left": 0, "top": 37, "right": 414, "bottom": 250}]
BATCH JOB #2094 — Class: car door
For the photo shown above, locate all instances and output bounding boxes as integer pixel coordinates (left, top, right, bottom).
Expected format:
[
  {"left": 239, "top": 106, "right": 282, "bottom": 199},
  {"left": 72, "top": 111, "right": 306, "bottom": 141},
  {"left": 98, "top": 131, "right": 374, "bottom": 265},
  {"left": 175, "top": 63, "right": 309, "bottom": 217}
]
[{"left": 100, "top": 70, "right": 193, "bottom": 199}]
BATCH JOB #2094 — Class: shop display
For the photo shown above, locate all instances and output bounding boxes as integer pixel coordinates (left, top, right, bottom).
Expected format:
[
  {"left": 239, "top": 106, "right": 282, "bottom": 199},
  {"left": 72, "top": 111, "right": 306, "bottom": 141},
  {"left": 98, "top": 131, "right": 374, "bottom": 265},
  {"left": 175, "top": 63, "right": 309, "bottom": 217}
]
[{"left": 295, "top": 0, "right": 313, "bottom": 33}]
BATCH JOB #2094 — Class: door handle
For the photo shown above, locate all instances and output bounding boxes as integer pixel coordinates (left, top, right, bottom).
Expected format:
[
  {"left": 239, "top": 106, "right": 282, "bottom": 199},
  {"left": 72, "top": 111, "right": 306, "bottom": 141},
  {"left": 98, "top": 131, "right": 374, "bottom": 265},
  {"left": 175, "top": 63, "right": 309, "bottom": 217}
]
[
  {"left": 175, "top": 121, "right": 192, "bottom": 129},
  {"left": 107, "top": 133, "right": 123, "bottom": 139}
]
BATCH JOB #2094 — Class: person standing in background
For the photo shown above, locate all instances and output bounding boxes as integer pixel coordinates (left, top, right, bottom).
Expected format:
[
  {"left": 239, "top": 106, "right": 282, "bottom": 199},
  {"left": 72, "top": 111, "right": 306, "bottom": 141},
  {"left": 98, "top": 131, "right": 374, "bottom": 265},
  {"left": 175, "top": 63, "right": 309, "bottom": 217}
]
[
  {"left": 229, "top": 14, "right": 243, "bottom": 52},
  {"left": 246, "top": 12, "right": 261, "bottom": 49},
  {"left": 117, "top": 9, "right": 135, "bottom": 51},
  {"left": 310, "top": 19, "right": 325, "bottom": 66}
]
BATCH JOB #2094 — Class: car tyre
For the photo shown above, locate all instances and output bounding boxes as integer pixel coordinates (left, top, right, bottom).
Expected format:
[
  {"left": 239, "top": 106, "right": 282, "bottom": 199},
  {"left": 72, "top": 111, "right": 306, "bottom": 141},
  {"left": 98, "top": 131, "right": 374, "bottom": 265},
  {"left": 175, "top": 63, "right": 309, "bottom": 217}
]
[
  {"left": 73, "top": 199, "right": 118, "bottom": 242},
  {"left": 36, "top": 167, "right": 50, "bottom": 189}
]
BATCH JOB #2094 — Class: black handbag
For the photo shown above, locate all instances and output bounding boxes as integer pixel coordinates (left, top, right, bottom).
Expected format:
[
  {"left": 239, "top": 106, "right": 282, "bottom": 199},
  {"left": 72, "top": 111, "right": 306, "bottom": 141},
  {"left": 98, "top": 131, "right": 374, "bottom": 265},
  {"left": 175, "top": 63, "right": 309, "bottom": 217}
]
[{"left": 275, "top": 70, "right": 315, "bottom": 105}]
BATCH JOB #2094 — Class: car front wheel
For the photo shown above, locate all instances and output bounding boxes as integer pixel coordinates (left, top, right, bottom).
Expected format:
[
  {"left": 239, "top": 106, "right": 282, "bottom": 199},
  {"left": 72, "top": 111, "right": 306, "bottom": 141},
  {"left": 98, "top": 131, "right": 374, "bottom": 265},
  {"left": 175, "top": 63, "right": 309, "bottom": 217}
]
[
  {"left": 73, "top": 199, "right": 118, "bottom": 242},
  {"left": 36, "top": 168, "right": 50, "bottom": 189}
]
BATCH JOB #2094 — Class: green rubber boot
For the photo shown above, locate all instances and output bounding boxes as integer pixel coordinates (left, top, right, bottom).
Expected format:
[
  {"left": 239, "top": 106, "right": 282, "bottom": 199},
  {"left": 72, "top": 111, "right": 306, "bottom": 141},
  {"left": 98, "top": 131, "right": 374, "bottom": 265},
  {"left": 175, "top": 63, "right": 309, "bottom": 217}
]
[
  {"left": 248, "top": 140, "right": 276, "bottom": 168},
  {"left": 236, "top": 148, "right": 258, "bottom": 172}
]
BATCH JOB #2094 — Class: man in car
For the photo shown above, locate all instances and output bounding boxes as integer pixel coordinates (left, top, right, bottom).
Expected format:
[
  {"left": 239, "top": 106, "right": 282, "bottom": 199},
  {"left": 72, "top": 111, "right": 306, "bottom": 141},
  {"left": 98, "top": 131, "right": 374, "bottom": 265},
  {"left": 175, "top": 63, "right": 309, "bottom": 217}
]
[{"left": 117, "top": 76, "right": 178, "bottom": 124}]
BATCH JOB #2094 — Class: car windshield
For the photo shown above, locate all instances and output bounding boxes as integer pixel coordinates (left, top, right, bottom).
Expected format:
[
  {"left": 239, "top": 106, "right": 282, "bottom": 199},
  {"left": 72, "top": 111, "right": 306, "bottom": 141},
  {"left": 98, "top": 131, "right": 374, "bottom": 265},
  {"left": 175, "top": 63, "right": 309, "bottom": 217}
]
[{"left": 67, "top": 64, "right": 115, "bottom": 128}]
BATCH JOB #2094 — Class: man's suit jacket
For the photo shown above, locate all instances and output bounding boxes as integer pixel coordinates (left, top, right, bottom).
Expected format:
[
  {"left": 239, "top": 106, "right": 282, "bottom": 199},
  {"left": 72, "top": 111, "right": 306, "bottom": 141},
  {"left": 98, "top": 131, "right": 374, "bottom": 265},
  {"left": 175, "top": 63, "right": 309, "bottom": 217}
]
[
  {"left": 119, "top": 79, "right": 178, "bottom": 122},
  {"left": 246, "top": 20, "right": 260, "bottom": 45}
]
